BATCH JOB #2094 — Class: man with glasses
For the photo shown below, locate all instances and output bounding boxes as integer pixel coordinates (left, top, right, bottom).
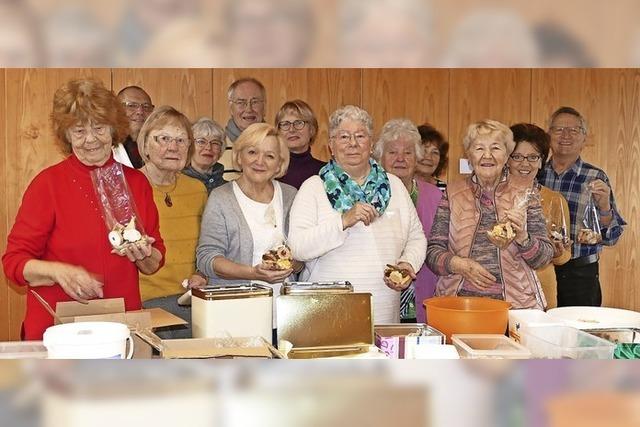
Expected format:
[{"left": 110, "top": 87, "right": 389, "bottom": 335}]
[
  {"left": 116, "top": 85, "right": 154, "bottom": 168},
  {"left": 538, "top": 106, "right": 626, "bottom": 307},
  {"left": 221, "top": 77, "right": 266, "bottom": 180}
]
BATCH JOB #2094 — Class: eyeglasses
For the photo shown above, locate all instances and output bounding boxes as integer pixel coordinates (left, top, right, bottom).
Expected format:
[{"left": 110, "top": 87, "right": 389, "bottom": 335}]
[
  {"left": 549, "top": 126, "right": 584, "bottom": 136},
  {"left": 69, "top": 124, "right": 110, "bottom": 140},
  {"left": 153, "top": 134, "right": 189, "bottom": 146},
  {"left": 333, "top": 131, "right": 369, "bottom": 145},
  {"left": 277, "top": 120, "right": 307, "bottom": 131},
  {"left": 510, "top": 153, "right": 541, "bottom": 163},
  {"left": 229, "top": 98, "right": 264, "bottom": 110},
  {"left": 195, "top": 138, "right": 222, "bottom": 148},
  {"left": 122, "top": 101, "right": 154, "bottom": 113}
]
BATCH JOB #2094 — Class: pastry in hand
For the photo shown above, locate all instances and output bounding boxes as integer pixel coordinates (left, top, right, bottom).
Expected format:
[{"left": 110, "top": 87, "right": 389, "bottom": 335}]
[
  {"left": 384, "top": 264, "right": 412, "bottom": 287},
  {"left": 577, "top": 228, "right": 602, "bottom": 245},
  {"left": 487, "top": 222, "right": 516, "bottom": 249},
  {"left": 261, "top": 244, "right": 293, "bottom": 270}
]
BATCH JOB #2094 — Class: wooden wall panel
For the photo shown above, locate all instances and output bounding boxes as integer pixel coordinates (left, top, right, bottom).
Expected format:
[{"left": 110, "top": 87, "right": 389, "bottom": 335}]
[
  {"left": 111, "top": 69, "right": 213, "bottom": 122},
  {"left": 212, "top": 69, "right": 361, "bottom": 162},
  {"left": 448, "top": 69, "right": 532, "bottom": 182},
  {"left": 531, "top": 69, "right": 638, "bottom": 310},
  {"left": 0, "top": 69, "right": 7, "bottom": 340},
  {"left": 3, "top": 68, "right": 111, "bottom": 340}
]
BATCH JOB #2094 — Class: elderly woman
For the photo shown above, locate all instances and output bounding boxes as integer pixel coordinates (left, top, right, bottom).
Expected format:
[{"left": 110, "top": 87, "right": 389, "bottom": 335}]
[
  {"left": 416, "top": 124, "right": 449, "bottom": 191},
  {"left": 288, "top": 106, "right": 427, "bottom": 323},
  {"left": 2, "top": 79, "right": 164, "bottom": 340},
  {"left": 374, "top": 118, "right": 443, "bottom": 323},
  {"left": 275, "top": 99, "right": 326, "bottom": 189},
  {"left": 509, "top": 123, "right": 571, "bottom": 308},
  {"left": 182, "top": 117, "right": 227, "bottom": 194},
  {"left": 137, "top": 105, "right": 208, "bottom": 338},
  {"left": 425, "top": 119, "right": 553, "bottom": 309},
  {"left": 196, "top": 123, "right": 299, "bottom": 328}
]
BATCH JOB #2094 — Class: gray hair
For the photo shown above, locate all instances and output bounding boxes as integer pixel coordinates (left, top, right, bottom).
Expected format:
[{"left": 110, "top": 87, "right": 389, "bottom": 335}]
[
  {"left": 328, "top": 105, "right": 373, "bottom": 138},
  {"left": 548, "top": 106, "right": 588, "bottom": 134},
  {"left": 227, "top": 77, "right": 266, "bottom": 102},
  {"left": 373, "top": 118, "right": 424, "bottom": 161},
  {"left": 192, "top": 117, "right": 227, "bottom": 151},
  {"left": 463, "top": 119, "right": 515, "bottom": 154}
]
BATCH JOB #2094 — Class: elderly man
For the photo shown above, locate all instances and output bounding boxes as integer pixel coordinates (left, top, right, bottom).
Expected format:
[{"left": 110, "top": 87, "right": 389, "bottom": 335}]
[
  {"left": 220, "top": 77, "right": 266, "bottom": 180},
  {"left": 538, "top": 106, "right": 626, "bottom": 307},
  {"left": 115, "top": 85, "right": 154, "bottom": 168}
]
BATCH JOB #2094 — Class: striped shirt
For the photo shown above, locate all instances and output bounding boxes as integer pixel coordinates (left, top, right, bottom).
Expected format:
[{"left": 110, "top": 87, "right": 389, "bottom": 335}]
[{"left": 538, "top": 157, "right": 626, "bottom": 259}]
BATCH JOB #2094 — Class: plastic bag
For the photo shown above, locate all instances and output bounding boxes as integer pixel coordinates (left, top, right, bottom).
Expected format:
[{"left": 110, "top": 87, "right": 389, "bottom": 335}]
[
  {"left": 577, "top": 185, "right": 602, "bottom": 245},
  {"left": 487, "top": 188, "right": 536, "bottom": 249},
  {"left": 546, "top": 196, "right": 570, "bottom": 244},
  {"left": 90, "top": 162, "right": 149, "bottom": 252}
]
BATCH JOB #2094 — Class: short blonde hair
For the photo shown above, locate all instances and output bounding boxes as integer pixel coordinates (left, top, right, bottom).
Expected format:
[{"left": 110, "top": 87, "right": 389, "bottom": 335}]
[
  {"left": 373, "top": 118, "right": 424, "bottom": 161},
  {"left": 463, "top": 119, "right": 515, "bottom": 154},
  {"left": 137, "top": 105, "right": 194, "bottom": 163},
  {"left": 51, "top": 78, "right": 129, "bottom": 155},
  {"left": 274, "top": 99, "right": 319, "bottom": 144},
  {"left": 232, "top": 123, "right": 290, "bottom": 179}
]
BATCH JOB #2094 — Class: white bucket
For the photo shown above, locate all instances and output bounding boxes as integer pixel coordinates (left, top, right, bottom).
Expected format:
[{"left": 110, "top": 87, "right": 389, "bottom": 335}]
[{"left": 43, "top": 322, "right": 134, "bottom": 359}]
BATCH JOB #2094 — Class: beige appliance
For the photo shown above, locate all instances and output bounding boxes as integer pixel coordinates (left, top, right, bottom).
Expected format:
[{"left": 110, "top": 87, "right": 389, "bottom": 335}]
[{"left": 191, "top": 284, "right": 273, "bottom": 342}]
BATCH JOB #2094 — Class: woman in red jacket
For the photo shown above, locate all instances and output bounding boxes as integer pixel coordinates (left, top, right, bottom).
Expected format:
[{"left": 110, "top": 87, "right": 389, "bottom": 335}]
[{"left": 2, "top": 79, "right": 165, "bottom": 340}]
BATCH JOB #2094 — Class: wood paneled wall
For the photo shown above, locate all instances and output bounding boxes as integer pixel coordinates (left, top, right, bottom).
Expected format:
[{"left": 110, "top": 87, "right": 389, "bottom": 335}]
[{"left": 1, "top": 68, "right": 638, "bottom": 340}]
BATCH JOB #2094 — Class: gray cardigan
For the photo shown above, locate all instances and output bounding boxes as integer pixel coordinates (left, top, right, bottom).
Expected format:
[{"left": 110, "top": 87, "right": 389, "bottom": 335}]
[{"left": 196, "top": 180, "right": 297, "bottom": 284}]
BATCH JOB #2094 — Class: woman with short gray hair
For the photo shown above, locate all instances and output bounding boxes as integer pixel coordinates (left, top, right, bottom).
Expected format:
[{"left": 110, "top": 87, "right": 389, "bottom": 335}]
[
  {"left": 375, "top": 118, "right": 442, "bottom": 323},
  {"left": 183, "top": 117, "right": 227, "bottom": 194},
  {"left": 288, "top": 106, "right": 427, "bottom": 324}
]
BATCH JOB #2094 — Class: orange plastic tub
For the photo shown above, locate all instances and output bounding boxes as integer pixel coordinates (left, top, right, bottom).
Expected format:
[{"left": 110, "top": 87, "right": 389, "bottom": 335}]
[{"left": 424, "top": 296, "right": 511, "bottom": 343}]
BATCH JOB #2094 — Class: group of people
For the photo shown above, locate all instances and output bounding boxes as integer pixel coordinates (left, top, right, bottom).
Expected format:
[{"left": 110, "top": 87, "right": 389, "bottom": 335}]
[{"left": 2, "top": 77, "right": 626, "bottom": 342}]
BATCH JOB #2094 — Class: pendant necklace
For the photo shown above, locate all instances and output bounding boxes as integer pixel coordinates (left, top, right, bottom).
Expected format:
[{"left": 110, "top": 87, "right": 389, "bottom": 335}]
[{"left": 161, "top": 176, "right": 178, "bottom": 207}]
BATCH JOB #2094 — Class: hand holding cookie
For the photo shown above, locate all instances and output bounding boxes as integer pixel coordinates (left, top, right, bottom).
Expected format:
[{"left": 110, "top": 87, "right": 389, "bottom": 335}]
[{"left": 384, "top": 262, "right": 415, "bottom": 291}]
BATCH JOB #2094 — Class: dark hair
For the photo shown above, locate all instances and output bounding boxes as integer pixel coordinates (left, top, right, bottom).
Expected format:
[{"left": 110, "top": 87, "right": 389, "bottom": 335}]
[
  {"left": 510, "top": 123, "right": 550, "bottom": 170},
  {"left": 417, "top": 123, "right": 449, "bottom": 177}
]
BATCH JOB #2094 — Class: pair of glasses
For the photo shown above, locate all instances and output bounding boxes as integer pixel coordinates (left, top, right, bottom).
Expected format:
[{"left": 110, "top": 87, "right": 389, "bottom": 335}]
[
  {"left": 69, "top": 124, "right": 110, "bottom": 140},
  {"left": 549, "top": 126, "right": 584, "bottom": 136},
  {"left": 278, "top": 120, "right": 307, "bottom": 131},
  {"left": 195, "top": 138, "right": 222, "bottom": 148},
  {"left": 122, "top": 101, "right": 154, "bottom": 113},
  {"left": 333, "top": 131, "right": 369, "bottom": 145},
  {"left": 510, "top": 153, "right": 541, "bottom": 162},
  {"left": 153, "top": 134, "right": 189, "bottom": 146},
  {"left": 229, "top": 98, "right": 264, "bottom": 110}
]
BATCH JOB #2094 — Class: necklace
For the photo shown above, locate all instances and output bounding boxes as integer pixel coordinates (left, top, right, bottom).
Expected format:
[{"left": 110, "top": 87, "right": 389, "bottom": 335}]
[{"left": 142, "top": 166, "right": 179, "bottom": 207}]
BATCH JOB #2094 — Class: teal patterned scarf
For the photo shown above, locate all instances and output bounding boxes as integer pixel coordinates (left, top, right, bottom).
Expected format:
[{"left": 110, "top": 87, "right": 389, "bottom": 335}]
[{"left": 319, "top": 159, "right": 391, "bottom": 214}]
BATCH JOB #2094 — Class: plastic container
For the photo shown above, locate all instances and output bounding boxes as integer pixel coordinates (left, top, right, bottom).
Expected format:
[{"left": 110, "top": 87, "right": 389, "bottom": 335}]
[
  {"left": 0, "top": 341, "right": 48, "bottom": 359},
  {"left": 43, "top": 322, "right": 134, "bottom": 359},
  {"left": 520, "top": 325, "right": 615, "bottom": 359},
  {"left": 374, "top": 324, "right": 445, "bottom": 359},
  {"left": 508, "top": 309, "right": 564, "bottom": 343},
  {"left": 547, "top": 306, "right": 640, "bottom": 330},
  {"left": 424, "top": 296, "right": 510, "bottom": 343},
  {"left": 451, "top": 334, "right": 532, "bottom": 359}
]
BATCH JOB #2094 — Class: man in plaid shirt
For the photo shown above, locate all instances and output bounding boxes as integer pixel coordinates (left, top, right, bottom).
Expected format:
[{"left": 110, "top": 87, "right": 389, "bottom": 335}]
[{"left": 538, "top": 107, "right": 626, "bottom": 307}]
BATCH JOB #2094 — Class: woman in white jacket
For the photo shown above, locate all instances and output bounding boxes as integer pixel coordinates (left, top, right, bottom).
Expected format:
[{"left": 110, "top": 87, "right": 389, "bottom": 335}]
[{"left": 288, "top": 106, "right": 427, "bottom": 323}]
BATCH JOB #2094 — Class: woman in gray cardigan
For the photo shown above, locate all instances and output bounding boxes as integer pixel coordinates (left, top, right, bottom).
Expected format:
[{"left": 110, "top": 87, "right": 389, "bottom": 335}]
[{"left": 196, "top": 123, "right": 300, "bottom": 290}]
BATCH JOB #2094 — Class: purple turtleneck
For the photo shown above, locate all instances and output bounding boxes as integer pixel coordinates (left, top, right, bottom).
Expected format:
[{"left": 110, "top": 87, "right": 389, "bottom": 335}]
[{"left": 277, "top": 149, "right": 326, "bottom": 189}]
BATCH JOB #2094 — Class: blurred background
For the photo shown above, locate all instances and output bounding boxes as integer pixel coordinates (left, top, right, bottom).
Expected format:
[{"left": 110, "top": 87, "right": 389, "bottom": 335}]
[
  {"left": 1, "top": 360, "right": 639, "bottom": 427},
  {"left": 0, "top": 0, "right": 638, "bottom": 67}
]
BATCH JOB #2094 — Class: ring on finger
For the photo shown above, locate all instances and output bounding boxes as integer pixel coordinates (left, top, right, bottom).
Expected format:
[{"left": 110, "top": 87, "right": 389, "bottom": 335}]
[{"left": 77, "top": 287, "right": 83, "bottom": 296}]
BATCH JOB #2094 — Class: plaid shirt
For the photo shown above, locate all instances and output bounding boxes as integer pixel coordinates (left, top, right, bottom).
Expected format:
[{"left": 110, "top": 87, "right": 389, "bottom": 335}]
[{"left": 538, "top": 157, "right": 626, "bottom": 259}]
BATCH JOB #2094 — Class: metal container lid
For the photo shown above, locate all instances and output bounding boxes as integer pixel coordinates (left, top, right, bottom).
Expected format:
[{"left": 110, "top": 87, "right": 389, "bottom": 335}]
[
  {"left": 281, "top": 281, "right": 353, "bottom": 295},
  {"left": 192, "top": 284, "right": 273, "bottom": 301}
]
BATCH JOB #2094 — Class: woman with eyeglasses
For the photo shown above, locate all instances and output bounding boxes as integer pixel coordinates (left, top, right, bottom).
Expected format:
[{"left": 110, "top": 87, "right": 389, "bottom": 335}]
[
  {"left": 288, "top": 106, "right": 427, "bottom": 323},
  {"left": 426, "top": 120, "right": 553, "bottom": 309},
  {"left": 2, "top": 79, "right": 165, "bottom": 340},
  {"left": 274, "top": 100, "right": 326, "bottom": 189},
  {"left": 137, "top": 105, "right": 208, "bottom": 338},
  {"left": 182, "top": 117, "right": 227, "bottom": 194},
  {"left": 508, "top": 123, "right": 571, "bottom": 308}
]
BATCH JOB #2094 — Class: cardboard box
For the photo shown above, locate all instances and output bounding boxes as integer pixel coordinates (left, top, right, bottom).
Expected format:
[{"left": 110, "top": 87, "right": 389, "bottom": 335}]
[
  {"left": 135, "top": 328, "right": 282, "bottom": 359},
  {"left": 375, "top": 324, "right": 445, "bottom": 359},
  {"left": 32, "top": 293, "right": 187, "bottom": 359}
]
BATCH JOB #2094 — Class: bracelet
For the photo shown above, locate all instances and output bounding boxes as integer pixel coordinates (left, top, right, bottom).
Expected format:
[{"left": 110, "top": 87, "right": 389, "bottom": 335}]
[{"left": 598, "top": 208, "right": 613, "bottom": 217}]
